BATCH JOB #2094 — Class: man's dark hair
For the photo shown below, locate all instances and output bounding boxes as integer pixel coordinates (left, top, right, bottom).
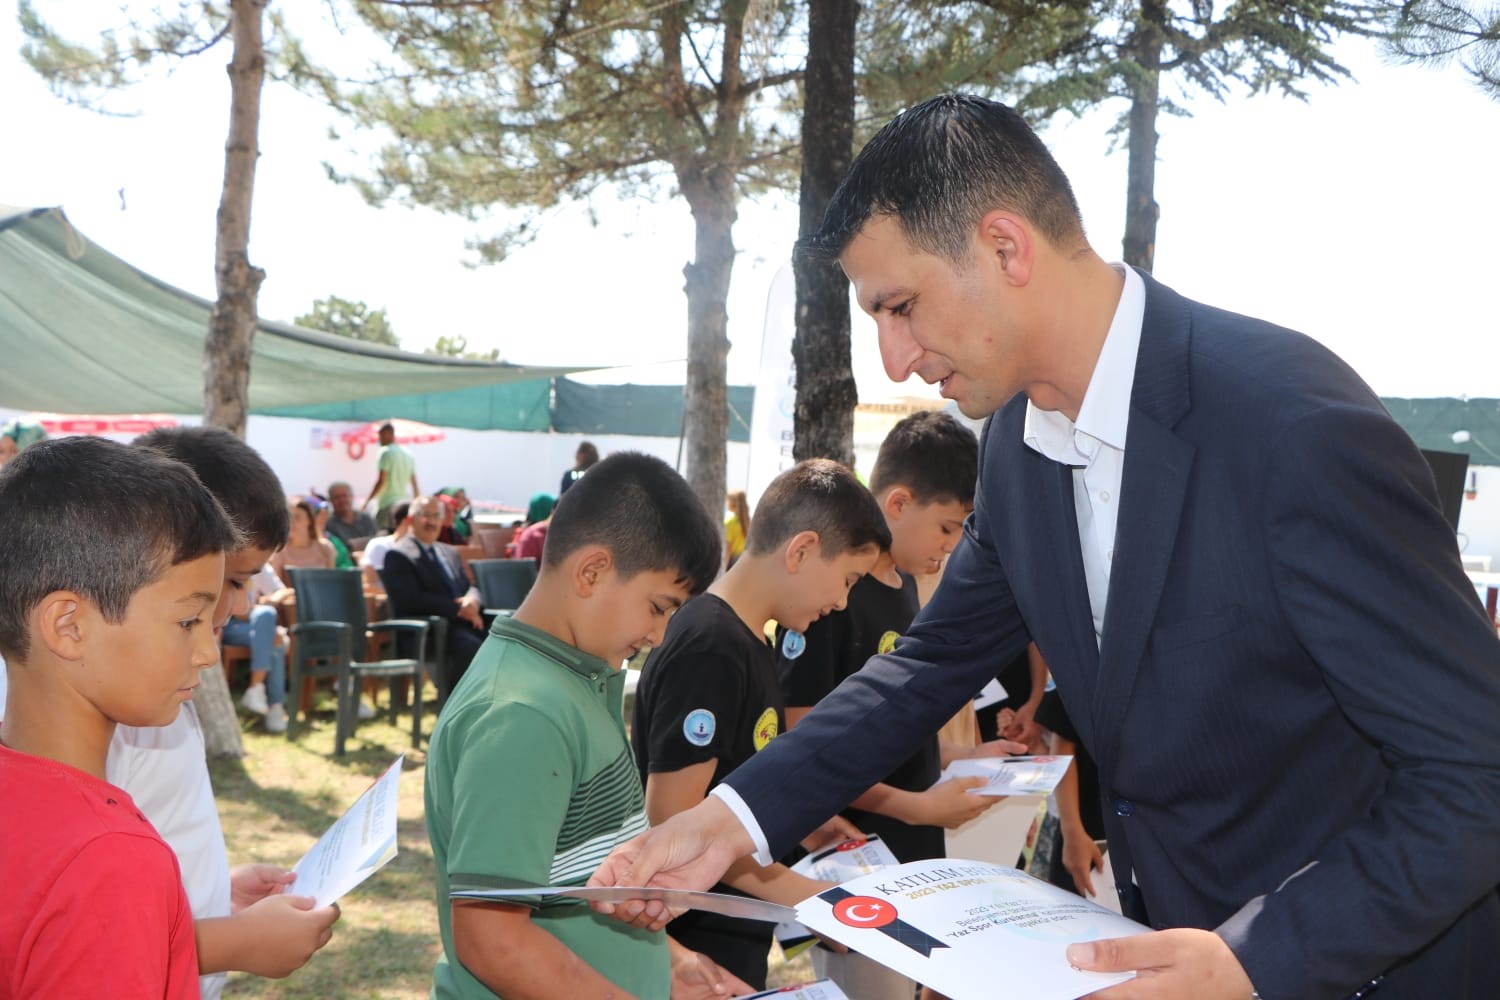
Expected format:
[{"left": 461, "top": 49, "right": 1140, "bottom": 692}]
[
  {"left": 799, "top": 93, "right": 1084, "bottom": 264},
  {"left": 0, "top": 437, "right": 241, "bottom": 660},
  {"left": 391, "top": 500, "right": 411, "bottom": 526},
  {"left": 134, "top": 426, "right": 289, "bottom": 551},
  {"left": 543, "top": 452, "right": 721, "bottom": 596},
  {"left": 747, "top": 459, "right": 891, "bottom": 558},
  {"left": 869, "top": 410, "right": 979, "bottom": 507},
  {"left": 379, "top": 422, "right": 395, "bottom": 435}
]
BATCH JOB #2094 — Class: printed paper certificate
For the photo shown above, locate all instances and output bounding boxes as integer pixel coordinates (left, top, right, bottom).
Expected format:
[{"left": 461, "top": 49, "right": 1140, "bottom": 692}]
[
  {"left": 937, "top": 754, "right": 1073, "bottom": 796},
  {"left": 796, "top": 858, "right": 1147, "bottom": 1000},
  {"left": 290, "top": 755, "right": 402, "bottom": 907},
  {"left": 775, "top": 835, "right": 901, "bottom": 953},
  {"left": 739, "top": 979, "right": 850, "bottom": 999}
]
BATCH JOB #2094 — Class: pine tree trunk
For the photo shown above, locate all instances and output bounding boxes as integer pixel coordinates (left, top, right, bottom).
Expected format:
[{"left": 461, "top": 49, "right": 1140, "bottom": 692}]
[
  {"left": 679, "top": 167, "right": 736, "bottom": 522},
  {"left": 1122, "top": 3, "right": 1163, "bottom": 272},
  {"left": 203, "top": 0, "right": 266, "bottom": 438},
  {"left": 198, "top": 0, "right": 267, "bottom": 758},
  {"left": 193, "top": 665, "right": 245, "bottom": 758},
  {"left": 792, "top": 0, "right": 859, "bottom": 466}
]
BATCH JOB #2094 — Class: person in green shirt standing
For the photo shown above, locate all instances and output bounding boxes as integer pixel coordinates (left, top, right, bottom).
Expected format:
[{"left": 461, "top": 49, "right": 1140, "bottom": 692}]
[{"left": 363, "top": 422, "right": 418, "bottom": 530}]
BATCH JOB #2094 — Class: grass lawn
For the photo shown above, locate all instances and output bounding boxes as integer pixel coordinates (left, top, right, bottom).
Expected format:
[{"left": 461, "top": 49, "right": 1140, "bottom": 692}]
[{"left": 213, "top": 686, "right": 812, "bottom": 997}]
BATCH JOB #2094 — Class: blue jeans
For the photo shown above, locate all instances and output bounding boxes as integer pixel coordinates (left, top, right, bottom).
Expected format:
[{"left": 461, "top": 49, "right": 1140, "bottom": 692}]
[{"left": 222, "top": 604, "right": 285, "bottom": 706}]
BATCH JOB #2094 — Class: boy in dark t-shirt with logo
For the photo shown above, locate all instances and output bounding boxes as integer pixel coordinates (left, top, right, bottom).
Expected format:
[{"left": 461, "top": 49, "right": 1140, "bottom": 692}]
[
  {"left": 779, "top": 411, "right": 1015, "bottom": 1000},
  {"left": 632, "top": 459, "right": 889, "bottom": 989}
]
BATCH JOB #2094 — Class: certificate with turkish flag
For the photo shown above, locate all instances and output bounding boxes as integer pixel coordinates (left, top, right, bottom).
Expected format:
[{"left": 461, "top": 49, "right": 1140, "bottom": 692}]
[{"left": 795, "top": 859, "right": 1148, "bottom": 1000}]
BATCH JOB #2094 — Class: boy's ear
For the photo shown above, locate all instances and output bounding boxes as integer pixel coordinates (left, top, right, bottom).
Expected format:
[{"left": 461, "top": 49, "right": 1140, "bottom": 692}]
[
  {"left": 32, "top": 591, "right": 89, "bottom": 662},
  {"left": 783, "top": 530, "right": 822, "bottom": 573},
  {"left": 571, "top": 546, "right": 614, "bottom": 596},
  {"left": 882, "top": 486, "right": 913, "bottom": 521}
]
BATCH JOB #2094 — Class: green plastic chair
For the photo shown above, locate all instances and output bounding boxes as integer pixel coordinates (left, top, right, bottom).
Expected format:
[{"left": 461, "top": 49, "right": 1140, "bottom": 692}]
[
  {"left": 469, "top": 558, "right": 538, "bottom": 618},
  {"left": 287, "top": 568, "right": 430, "bottom": 755}
]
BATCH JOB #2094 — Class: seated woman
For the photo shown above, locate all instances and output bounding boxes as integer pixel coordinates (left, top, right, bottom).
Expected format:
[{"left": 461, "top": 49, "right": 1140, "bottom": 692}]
[
  {"left": 508, "top": 493, "right": 556, "bottom": 565},
  {"left": 271, "top": 497, "right": 338, "bottom": 580},
  {"left": 225, "top": 565, "right": 291, "bottom": 733}
]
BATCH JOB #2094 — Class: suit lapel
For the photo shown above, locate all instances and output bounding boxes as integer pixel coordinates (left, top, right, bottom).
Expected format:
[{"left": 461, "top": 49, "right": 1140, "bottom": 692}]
[{"left": 1091, "top": 274, "right": 1196, "bottom": 763}]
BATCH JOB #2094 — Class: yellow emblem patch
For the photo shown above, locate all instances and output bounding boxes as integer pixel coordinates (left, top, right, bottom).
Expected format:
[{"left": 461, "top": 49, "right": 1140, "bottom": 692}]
[
  {"left": 753, "top": 707, "right": 779, "bottom": 751},
  {"left": 877, "top": 630, "right": 901, "bottom": 656}
]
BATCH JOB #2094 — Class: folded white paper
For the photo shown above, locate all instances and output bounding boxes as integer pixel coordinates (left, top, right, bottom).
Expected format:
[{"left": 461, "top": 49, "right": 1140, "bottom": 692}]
[
  {"left": 740, "top": 979, "right": 850, "bottom": 999},
  {"left": 972, "top": 677, "right": 1009, "bottom": 710},
  {"left": 796, "top": 858, "right": 1146, "bottom": 1000},
  {"left": 450, "top": 884, "right": 794, "bottom": 924},
  {"left": 937, "top": 754, "right": 1073, "bottom": 796},
  {"left": 290, "top": 755, "right": 403, "bottom": 907}
]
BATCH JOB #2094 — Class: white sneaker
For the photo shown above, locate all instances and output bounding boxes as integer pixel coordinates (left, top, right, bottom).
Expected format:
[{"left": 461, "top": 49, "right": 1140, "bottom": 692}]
[
  {"left": 241, "top": 682, "right": 269, "bottom": 716},
  {"left": 265, "top": 703, "right": 288, "bottom": 734},
  {"left": 357, "top": 699, "right": 376, "bottom": 721}
]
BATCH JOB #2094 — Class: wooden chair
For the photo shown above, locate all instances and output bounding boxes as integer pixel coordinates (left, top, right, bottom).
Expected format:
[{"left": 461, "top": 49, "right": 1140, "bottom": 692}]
[
  {"left": 220, "top": 643, "right": 252, "bottom": 687},
  {"left": 470, "top": 558, "right": 538, "bottom": 618},
  {"left": 286, "top": 568, "right": 431, "bottom": 755}
]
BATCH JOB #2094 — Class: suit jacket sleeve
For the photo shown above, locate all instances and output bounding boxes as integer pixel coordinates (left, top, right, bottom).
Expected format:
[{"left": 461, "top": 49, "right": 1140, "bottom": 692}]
[
  {"left": 722, "top": 420, "right": 1032, "bottom": 855},
  {"left": 1218, "top": 402, "right": 1500, "bottom": 997},
  {"left": 382, "top": 549, "right": 459, "bottom": 621}
]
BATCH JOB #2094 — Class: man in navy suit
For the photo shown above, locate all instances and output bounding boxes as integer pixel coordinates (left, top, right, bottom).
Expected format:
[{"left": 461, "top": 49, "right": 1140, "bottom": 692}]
[
  {"left": 593, "top": 95, "right": 1500, "bottom": 998},
  {"left": 380, "top": 495, "right": 487, "bottom": 692}
]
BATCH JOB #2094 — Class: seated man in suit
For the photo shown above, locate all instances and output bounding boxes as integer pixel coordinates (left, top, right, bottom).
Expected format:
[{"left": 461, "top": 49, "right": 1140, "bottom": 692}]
[{"left": 380, "top": 495, "right": 487, "bottom": 695}]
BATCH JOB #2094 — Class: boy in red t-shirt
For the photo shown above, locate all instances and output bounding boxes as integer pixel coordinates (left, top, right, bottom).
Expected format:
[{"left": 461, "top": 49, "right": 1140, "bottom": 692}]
[{"left": 0, "top": 437, "right": 241, "bottom": 998}]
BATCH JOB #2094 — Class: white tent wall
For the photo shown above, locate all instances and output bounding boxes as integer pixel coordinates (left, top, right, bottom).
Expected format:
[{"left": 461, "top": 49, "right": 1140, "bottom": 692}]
[
  {"left": 248, "top": 415, "right": 751, "bottom": 515},
  {"left": 0, "top": 406, "right": 750, "bottom": 518},
  {"left": 5, "top": 405, "right": 1496, "bottom": 574}
]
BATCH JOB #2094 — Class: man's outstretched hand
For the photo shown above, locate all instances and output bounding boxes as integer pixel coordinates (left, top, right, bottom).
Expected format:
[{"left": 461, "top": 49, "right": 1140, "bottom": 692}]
[{"left": 588, "top": 796, "right": 755, "bottom": 932}]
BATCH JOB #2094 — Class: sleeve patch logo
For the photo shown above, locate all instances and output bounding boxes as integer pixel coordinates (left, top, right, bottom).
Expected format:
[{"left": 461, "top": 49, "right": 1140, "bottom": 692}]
[
  {"left": 781, "top": 629, "right": 806, "bottom": 659},
  {"left": 753, "top": 707, "right": 780, "bottom": 750},
  {"left": 683, "top": 709, "right": 716, "bottom": 746},
  {"left": 877, "top": 630, "right": 901, "bottom": 655}
]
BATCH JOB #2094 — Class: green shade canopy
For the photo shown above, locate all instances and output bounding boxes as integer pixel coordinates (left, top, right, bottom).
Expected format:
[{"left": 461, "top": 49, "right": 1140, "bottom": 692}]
[{"left": 0, "top": 205, "right": 584, "bottom": 415}]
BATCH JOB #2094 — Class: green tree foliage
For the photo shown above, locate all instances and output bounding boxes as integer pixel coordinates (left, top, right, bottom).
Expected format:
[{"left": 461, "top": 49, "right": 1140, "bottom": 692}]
[
  {"left": 894, "top": 1, "right": 1389, "bottom": 270},
  {"left": 1382, "top": 1, "right": 1500, "bottom": 99},
  {"left": 284, "top": 0, "right": 813, "bottom": 517},
  {"left": 427, "top": 334, "right": 501, "bottom": 361},
  {"left": 296, "top": 294, "right": 401, "bottom": 348}
]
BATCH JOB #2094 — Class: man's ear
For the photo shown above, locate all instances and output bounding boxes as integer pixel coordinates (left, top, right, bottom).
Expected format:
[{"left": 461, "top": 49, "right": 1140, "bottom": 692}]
[
  {"left": 782, "top": 530, "right": 822, "bottom": 573},
  {"left": 572, "top": 546, "right": 614, "bottom": 596},
  {"left": 881, "top": 486, "right": 913, "bottom": 523},
  {"left": 32, "top": 591, "right": 88, "bottom": 662},
  {"left": 979, "top": 211, "right": 1033, "bottom": 285}
]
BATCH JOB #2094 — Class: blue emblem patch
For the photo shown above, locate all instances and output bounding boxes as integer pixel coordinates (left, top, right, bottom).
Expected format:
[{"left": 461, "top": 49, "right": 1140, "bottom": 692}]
[
  {"left": 781, "top": 629, "right": 807, "bottom": 660},
  {"left": 683, "top": 709, "right": 716, "bottom": 747}
]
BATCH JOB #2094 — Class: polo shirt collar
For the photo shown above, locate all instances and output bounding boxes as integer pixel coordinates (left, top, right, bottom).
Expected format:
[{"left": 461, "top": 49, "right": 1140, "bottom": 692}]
[
  {"left": 488, "top": 614, "right": 612, "bottom": 681},
  {"left": 1023, "top": 263, "right": 1146, "bottom": 461}
]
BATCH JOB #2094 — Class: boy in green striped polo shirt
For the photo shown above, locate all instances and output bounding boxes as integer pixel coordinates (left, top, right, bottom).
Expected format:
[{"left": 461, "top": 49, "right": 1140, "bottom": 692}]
[{"left": 425, "top": 453, "right": 728, "bottom": 999}]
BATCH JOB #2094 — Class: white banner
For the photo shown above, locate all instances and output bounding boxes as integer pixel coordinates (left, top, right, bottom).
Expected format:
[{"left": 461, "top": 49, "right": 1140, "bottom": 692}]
[{"left": 746, "top": 261, "right": 798, "bottom": 509}]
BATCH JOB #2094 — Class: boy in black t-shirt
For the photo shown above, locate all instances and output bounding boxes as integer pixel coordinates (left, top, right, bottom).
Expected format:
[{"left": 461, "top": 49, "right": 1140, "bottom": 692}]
[
  {"left": 778, "top": 411, "right": 1006, "bottom": 999},
  {"left": 632, "top": 459, "right": 889, "bottom": 990}
]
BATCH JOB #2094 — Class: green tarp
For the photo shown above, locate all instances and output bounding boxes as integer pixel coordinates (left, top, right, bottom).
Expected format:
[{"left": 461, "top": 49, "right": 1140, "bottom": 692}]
[
  {"left": 261, "top": 380, "right": 554, "bottom": 432},
  {"left": 0, "top": 205, "right": 583, "bottom": 414},
  {"left": 1383, "top": 398, "right": 1500, "bottom": 465},
  {"left": 552, "top": 378, "right": 754, "bottom": 442}
]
